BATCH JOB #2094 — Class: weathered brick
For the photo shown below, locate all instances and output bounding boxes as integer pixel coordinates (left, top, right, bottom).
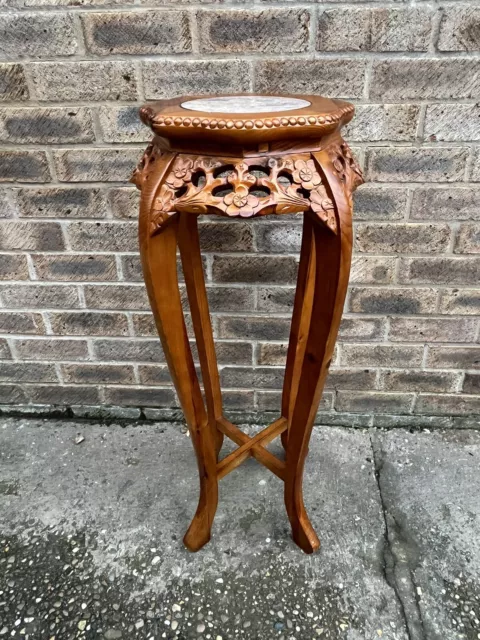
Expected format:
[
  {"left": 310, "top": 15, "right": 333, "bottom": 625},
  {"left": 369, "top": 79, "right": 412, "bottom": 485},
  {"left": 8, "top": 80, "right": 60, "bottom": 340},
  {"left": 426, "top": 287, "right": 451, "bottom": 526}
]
[
  {"left": 84, "top": 284, "right": 149, "bottom": 310},
  {"left": 30, "top": 61, "right": 138, "bottom": 102},
  {"left": 438, "top": 7, "right": 480, "bottom": 52},
  {"left": 198, "top": 9, "right": 309, "bottom": 54},
  {"left": 426, "top": 347, "right": 480, "bottom": 370},
  {"left": 103, "top": 386, "right": 176, "bottom": 407},
  {"left": 138, "top": 365, "right": 171, "bottom": 386},
  {"left": 340, "top": 344, "right": 424, "bottom": 368},
  {"left": 26, "top": 385, "right": 101, "bottom": 406},
  {"left": 109, "top": 187, "right": 140, "bottom": 220},
  {"left": 350, "top": 256, "right": 396, "bottom": 284},
  {"left": 398, "top": 257, "right": 480, "bottom": 286},
  {"left": 120, "top": 255, "right": 142, "bottom": 282},
  {"left": 0, "top": 312, "right": 44, "bottom": 334},
  {"left": 254, "top": 223, "right": 302, "bottom": 254},
  {"left": 470, "top": 149, "right": 480, "bottom": 182},
  {"left": 48, "top": 311, "right": 129, "bottom": 336},
  {"left": 424, "top": 104, "right": 480, "bottom": 143},
  {"left": 143, "top": 59, "right": 250, "bottom": 100},
  {"left": 191, "top": 341, "right": 252, "bottom": 365},
  {"left": 255, "top": 59, "right": 367, "bottom": 99},
  {"left": 336, "top": 390, "right": 413, "bottom": 414},
  {"left": 14, "top": 187, "right": 107, "bottom": 219},
  {"left": 98, "top": 106, "right": 151, "bottom": 144},
  {"left": 349, "top": 287, "right": 437, "bottom": 315},
  {"left": 366, "top": 147, "right": 467, "bottom": 182},
  {"left": 0, "top": 108, "right": 94, "bottom": 145},
  {"left": 0, "top": 362, "right": 58, "bottom": 384},
  {"left": 463, "top": 373, "right": 480, "bottom": 394},
  {"left": 339, "top": 317, "right": 386, "bottom": 341},
  {"left": 218, "top": 316, "right": 290, "bottom": 341},
  {"left": 416, "top": 393, "right": 480, "bottom": 416},
  {"left": 0, "top": 254, "right": 29, "bottom": 280},
  {"left": 54, "top": 149, "right": 141, "bottom": 183},
  {"left": 0, "top": 221, "right": 64, "bottom": 251},
  {"left": 0, "top": 151, "right": 50, "bottom": 183},
  {"left": 83, "top": 11, "right": 191, "bottom": 55},
  {"left": 317, "top": 8, "right": 433, "bottom": 52},
  {"left": 257, "top": 287, "right": 295, "bottom": 313},
  {"left": 61, "top": 363, "right": 135, "bottom": 385},
  {"left": 344, "top": 104, "right": 419, "bottom": 142},
  {"left": 13, "top": 338, "right": 89, "bottom": 361},
  {"left": 326, "top": 368, "right": 377, "bottom": 391},
  {"left": 0, "top": 64, "right": 29, "bottom": 102},
  {"left": 353, "top": 186, "right": 407, "bottom": 221},
  {"left": 355, "top": 223, "right": 451, "bottom": 254},
  {"left": 0, "top": 285, "right": 79, "bottom": 309},
  {"left": 212, "top": 255, "right": 297, "bottom": 284},
  {"left": 410, "top": 187, "right": 480, "bottom": 221},
  {"left": 203, "top": 287, "right": 255, "bottom": 313},
  {"left": 93, "top": 338, "right": 163, "bottom": 363},
  {"left": 222, "top": 390, "right": 255, "bottom": 410},
  {"left": 121, "top": 253, "right": 206, "bottom": 284},
  {"left": 256, "top": 390, "right": 333, "bottom": 412},
  {"left": 221, "top": 366, "right": 284, "bottom": 389},
  {"left": 0, "top": 385, "right": 27, "bottom": 404},
  {"left": 389, "top": 317, "right": 478, "bottom": 343},
  {"left": 0, "top": 13, "right": 77, "bottom": 58},
  {"left": 32, "top": 255, "right": 117, "bottom": 282},
  {"left": 0, "top": 190, "right": 13, "bottom": 218},
  {"left": 439, "top": 289, "right": 480, "bottom": 315},
  {"left": 257, "top": 343, "right": 287, "bottom": 366},
  {"left": 0, "top": 339, "right": 12, "bottom": 359},
  {"left": 455, "top": 224, "right": 480, "bottom": 254},
  {"left": 199, "top": 222, "right": 254, "bottom": 253},
  {"left": 67, "top": 222, "right": 136, "bottom": 252},
  {"left": 381, "top": 370, "right": 458, "bottom": 393},
  {"left": 370, "top": 58, "right": 480, "bottom": 100},
  {"left": 131, "top": 313, "right": 157, "bottom": 337},
  {"left": 7, "top": 0, "right": 134, "bottom": 6}
]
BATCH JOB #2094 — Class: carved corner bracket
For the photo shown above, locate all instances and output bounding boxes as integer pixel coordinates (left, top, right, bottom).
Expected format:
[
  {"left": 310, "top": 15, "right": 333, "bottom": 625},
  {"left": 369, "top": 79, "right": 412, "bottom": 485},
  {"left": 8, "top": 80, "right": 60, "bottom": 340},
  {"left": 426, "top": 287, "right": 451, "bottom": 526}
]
[{"left": 132, "top": 141, "right": 364, "bottom": 237}]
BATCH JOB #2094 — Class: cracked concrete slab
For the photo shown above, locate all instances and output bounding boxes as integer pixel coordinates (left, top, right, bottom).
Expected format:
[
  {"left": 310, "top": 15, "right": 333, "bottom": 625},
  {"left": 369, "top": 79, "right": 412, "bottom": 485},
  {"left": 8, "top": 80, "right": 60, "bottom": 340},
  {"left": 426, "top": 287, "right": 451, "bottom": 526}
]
[
  {"left": 0, "top": 418, "right": 408, "bottom": 640},
  {"left": 373, "top": 429, "right": 480, "bottom": 640}
]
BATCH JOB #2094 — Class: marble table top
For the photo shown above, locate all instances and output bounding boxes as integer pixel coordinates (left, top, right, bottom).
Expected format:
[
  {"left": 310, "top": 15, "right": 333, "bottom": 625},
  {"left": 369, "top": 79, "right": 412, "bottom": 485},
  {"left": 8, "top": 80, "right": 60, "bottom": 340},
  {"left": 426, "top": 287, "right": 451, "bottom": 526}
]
[{"left": 180, "top": 96, "right": 312, "bottom": 114}]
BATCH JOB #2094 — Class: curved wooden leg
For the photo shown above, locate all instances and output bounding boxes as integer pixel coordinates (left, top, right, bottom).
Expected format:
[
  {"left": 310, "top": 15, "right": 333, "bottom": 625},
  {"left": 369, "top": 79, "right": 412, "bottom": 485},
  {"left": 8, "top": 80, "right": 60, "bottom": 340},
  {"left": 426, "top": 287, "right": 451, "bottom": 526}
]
[
  {"left": 281, "top": 214, "right": 316, "bottom": 451},
  {"left": 178, "top": 213, "right": 224, "bottom": 458},
  {"left": 284, "top": 150, "right": 353, "bottom": 554},
  {"left": 139, "top": 155, "right": 218, "bottom": 552}
]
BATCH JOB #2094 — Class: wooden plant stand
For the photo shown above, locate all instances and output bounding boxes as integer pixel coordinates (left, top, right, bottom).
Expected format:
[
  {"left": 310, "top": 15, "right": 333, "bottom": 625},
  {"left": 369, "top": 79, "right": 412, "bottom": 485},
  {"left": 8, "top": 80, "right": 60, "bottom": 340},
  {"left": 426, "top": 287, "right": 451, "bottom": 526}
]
[{"left": 132, "top": 95, "right": 363, "bottom": 554}]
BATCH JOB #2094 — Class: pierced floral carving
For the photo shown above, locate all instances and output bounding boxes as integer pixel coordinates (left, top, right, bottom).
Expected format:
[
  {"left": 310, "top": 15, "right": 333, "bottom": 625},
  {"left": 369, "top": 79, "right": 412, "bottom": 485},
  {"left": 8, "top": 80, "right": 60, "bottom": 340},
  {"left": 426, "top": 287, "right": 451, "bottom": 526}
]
[
  {"left": 165, "top": 157, "right": 194, "bottom": 190},
  {"left": 143, "top": 143, "right": 363, "bottom": 236},
  {"left": 292, "top": 159, "right": 321, "bottom": 191},
  {"left": 328, "top": 141, "right": 364, "bottom": 194}
]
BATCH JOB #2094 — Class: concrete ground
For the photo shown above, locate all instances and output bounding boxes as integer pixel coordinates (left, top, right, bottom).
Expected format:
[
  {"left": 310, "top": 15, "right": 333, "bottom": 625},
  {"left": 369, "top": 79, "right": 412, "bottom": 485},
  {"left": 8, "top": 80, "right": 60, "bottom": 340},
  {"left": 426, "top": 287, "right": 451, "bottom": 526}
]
[{"left": 0, "top": 418, "right": 479, "bottom": 640}]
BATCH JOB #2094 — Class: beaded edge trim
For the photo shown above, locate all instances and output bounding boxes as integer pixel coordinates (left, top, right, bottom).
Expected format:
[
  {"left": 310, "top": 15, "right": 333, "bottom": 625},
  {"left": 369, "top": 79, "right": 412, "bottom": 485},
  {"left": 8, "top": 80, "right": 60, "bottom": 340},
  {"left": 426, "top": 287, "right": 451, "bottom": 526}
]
[{"left": 140, "top": 104, "right": 354, "bottom": 132}]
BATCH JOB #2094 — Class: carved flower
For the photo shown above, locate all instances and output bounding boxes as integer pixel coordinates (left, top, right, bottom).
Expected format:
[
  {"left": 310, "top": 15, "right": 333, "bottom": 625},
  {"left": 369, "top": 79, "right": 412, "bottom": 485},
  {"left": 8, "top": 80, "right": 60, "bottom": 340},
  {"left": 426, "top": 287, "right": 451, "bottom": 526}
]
[
  {"left": 166, "top": 158, "right": 194, "bottom": 189},
  {"left": 292, "top": 159, "right": 321, "bottom": 190},
  {"left": 224, "top": 185, "right": 259, "bottom": 217},
  {"left": 310, "top": 189, "right": 334, "bottom": 215},
  {"left": 310, "top": 188, "right": 337, "bottom": 233}
]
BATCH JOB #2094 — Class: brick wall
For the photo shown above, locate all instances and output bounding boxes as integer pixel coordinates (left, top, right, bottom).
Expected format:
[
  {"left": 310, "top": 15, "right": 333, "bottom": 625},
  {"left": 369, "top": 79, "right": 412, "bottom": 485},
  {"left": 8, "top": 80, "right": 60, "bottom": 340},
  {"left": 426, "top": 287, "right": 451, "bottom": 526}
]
[{"left": 0, "top": 1, "right": 479, "bottom": 426}]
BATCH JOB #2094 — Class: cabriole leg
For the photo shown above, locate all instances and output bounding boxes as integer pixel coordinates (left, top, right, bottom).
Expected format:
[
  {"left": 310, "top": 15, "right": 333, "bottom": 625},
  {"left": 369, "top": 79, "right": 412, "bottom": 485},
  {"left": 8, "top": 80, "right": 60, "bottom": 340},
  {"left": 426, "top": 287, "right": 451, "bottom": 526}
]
[
  {"left": 178, "top": 213, "right": 224, "bottom": 457},
  {"left": 138, "top": 157, "right": 218, "bottom": 552},
  {"left": 283, "top": 149, "right": 354, "bottom": 554}
]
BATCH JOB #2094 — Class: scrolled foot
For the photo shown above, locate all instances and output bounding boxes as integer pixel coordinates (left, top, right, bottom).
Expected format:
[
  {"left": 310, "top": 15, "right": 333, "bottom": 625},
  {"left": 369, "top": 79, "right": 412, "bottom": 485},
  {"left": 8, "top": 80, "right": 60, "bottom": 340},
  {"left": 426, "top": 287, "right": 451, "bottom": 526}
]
[
  {"left": 183, "top": 513, "right": 213, "bottom": 552},
  {"left": 290, "top": 517, "right": 320, "bottom": 554}
]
